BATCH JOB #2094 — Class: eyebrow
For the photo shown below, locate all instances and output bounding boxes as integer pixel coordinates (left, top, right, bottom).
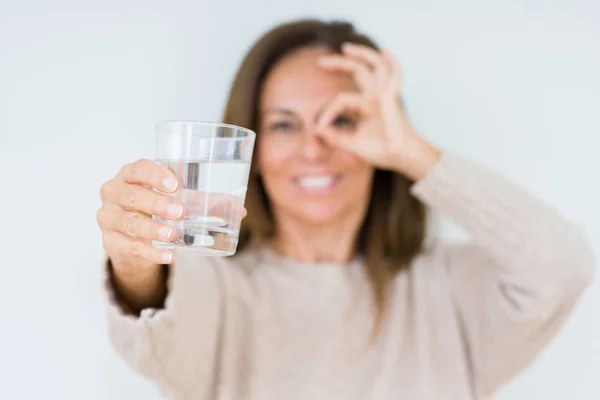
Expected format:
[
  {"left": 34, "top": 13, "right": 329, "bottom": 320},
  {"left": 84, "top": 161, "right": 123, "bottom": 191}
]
[
  {"left": 261, "top": 108, "right": 296, "bottom": 117},
  {"left": 261, "top": 107, "right": 326, "bottom": 123}
]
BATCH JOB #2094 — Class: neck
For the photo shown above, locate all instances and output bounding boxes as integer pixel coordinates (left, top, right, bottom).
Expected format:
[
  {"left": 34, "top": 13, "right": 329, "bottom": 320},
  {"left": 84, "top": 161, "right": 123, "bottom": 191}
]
[{"left": 270, "top": 210, "right": 365, "bottom": 264}]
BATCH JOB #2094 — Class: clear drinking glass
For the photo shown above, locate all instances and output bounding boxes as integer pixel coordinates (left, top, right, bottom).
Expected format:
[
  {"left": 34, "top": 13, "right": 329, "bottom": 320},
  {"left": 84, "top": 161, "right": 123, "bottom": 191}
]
[{"left": 152, "top": 121, "right": 255, "bottom": 256}]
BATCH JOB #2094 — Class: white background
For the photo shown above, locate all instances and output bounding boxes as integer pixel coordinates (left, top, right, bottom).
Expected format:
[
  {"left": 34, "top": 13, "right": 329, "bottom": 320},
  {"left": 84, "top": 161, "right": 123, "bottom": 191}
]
[{"left": 0, "top": 0, "right": 598, "bottom": 399}]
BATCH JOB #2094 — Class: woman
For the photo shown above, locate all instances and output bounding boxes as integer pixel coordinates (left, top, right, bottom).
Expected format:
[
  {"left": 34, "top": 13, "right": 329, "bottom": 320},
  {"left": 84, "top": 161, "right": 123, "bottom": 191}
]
[{"left": 97, "top": 19, "right": 595, "bottom": 399}]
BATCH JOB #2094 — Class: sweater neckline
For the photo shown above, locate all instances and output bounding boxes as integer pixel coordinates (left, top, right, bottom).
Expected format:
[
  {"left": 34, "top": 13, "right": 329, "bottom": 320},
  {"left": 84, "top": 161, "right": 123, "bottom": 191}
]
[
  {"left": 259, "top": 245, "right": 363, "bottom": 272},
  {"left": 261, "top": 246, "right": 361, "bottom": 269},
  {"left": 256, "top": 246, "right": 366, "bottom": 293}
]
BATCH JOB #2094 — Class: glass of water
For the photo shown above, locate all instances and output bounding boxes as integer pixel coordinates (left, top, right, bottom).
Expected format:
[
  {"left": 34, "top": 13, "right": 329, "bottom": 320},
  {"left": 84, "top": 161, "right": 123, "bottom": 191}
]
[{"left": 152, "top": 120, "right": 255, "bottom": 256}]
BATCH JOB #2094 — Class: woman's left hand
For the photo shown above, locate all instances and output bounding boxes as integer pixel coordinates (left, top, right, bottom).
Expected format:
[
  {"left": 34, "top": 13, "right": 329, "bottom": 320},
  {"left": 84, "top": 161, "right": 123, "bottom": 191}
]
[{"left": 316, "top": 43, "right": 440, "bottom": 181}]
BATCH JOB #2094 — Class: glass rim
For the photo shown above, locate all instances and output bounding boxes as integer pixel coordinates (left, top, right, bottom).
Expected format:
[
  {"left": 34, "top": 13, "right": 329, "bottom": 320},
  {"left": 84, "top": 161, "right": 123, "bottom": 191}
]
[{"left": 155, "top": 120, "right": 256, "bottom": 137}]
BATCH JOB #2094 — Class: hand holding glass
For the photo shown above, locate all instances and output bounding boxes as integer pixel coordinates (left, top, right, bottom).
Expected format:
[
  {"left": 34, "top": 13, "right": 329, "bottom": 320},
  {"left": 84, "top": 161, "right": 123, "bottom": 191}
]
[{"left": 152, "top": 121, "right": 255, "bottom": 256}]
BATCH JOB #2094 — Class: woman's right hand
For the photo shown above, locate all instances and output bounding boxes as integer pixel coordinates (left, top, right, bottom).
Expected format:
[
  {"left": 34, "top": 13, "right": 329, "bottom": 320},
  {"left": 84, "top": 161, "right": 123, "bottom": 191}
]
[{"left": 97, "top": 159, "right": 184, "bottom": 273}]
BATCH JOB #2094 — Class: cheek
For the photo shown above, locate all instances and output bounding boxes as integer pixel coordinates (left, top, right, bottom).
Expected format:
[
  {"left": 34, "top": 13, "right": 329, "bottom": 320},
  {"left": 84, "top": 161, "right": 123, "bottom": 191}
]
[
  {"left": 257, "top": 135, "right": 296, "bottom": 172},
  {"left": 338, "top": 153, "right": 374, "bottom": 195},
  {"left": 257, "top": 136, "right": 298, "bottom": 205},
  {"left": 339, "top": 152, "right": 373, "bottom": 177}
]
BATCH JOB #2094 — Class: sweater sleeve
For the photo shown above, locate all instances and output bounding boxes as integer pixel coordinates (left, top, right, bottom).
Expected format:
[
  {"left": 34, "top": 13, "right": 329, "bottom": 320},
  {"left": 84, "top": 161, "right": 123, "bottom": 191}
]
[
  {"left": 410, "top": 151, "right": 596, "bottom": 398},
  {"left": 103, "top": 255, "right": 224, "bottom": 397}
]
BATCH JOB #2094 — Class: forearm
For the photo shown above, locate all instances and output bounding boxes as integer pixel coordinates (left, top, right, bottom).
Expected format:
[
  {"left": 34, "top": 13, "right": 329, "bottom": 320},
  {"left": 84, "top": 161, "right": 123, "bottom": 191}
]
[
  {"left": 410, "top": 151, "right": 595, "bottom": 283},
  {"left": 430, "top": 153, "right": 596, "bottom": 397},
  {"left": 109, "top": 259, "right": 168, "bottom": 314}
]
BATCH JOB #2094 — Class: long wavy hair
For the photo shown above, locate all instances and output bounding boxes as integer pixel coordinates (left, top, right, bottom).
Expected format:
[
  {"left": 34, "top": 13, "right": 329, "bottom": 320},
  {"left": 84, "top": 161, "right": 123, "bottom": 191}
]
[{"left": 222, "top": 19, "right": 428, "bottom": 326}]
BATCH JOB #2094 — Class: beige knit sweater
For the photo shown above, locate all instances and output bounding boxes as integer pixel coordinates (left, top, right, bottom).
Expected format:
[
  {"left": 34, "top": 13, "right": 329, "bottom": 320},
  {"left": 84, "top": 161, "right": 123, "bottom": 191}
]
[{"left": 104, "top": 152, "right": 595, "bottom": 400}]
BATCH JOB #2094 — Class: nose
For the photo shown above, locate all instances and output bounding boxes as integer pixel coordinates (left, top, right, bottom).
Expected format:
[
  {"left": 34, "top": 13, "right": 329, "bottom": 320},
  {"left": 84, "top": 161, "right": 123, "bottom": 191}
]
[{"left": 300, "top": 129, "right": 330, "bottom": 161}]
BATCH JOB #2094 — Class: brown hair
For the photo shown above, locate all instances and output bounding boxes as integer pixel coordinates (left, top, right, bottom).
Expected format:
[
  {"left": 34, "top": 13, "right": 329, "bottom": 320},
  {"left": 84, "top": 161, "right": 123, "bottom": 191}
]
[{"left": 222, "top": 19, "right": 428, "bottom": 326}]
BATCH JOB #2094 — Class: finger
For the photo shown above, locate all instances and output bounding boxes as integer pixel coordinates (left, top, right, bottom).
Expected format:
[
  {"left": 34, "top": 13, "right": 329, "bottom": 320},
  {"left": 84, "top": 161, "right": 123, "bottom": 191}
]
[
  {"left": 104, "top": 181, "right": 184, "bottom": 220},
  {"left": 120, "top": 159, "right": 179, "bottom": 193},
  {"left": 316, "top": 93, "right": 370, "bottom": 151},
  {"left": 181, "top": 190, "right": 246, "bottom": 227},
  {"left": 207, "top": 195, "right": 245, "bottom": 218},
  {"left": 381, "top": 49, "right": 402, "bottom": 88},
  {"left": 318, "top": 126, "right": 356, "bottom": 152},
  {"left": 317, "top": 54, "right": 374, "bottom": 92},
  {"left": 341, "top": 43, "right": 390, "bottom": 81},
  {"left": 103, "top": 231, "right": 174, "bottom": 265},
  {"left": 181, "top": 191, "right": 245, "bottom": 208},
  {"left": 98, "top": 207, "right": 175, "bottom": 242},
  {"left": 317, "top": 92, "right": 370, "bottom": 131}
]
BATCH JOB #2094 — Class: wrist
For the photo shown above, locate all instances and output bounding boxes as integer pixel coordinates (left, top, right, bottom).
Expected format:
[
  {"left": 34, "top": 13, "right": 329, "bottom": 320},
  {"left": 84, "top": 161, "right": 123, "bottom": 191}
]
[
  {"left": 391, "top": 135, "right": 440, "bottom": 181},
  {"left": 109, "top": 258, "right": 168, "bottom": 312}
]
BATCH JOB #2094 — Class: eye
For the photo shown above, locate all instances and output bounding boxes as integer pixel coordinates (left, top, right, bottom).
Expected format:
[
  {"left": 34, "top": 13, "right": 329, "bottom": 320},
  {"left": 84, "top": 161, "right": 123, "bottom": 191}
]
[
  {"left": 269, "top": 120, "right": 295, "bottom": 133},
  {"left": 332, "top": 114, "right": 357, "bottom": 129}
]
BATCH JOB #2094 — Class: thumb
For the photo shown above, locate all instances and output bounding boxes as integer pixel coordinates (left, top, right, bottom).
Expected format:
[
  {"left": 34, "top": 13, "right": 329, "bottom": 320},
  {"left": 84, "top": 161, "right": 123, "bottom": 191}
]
[{"left": 318, "top": 127, "right": 356, "bottom": 153}]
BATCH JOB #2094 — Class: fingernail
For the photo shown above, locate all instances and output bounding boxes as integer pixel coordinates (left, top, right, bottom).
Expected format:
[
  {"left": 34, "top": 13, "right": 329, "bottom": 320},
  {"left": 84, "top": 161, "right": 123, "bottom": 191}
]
[
  {"left": 161, "top": 252, "right": 172, "bottom": 264},
  {"left": 162, "top": 177, "right": 178, "bottom": 192},
  {"left": 167, "top": 204, "right": 183, "bottom": 218},
  {"left": 158, "top": 226, "right": 172, "bottom": 240}
]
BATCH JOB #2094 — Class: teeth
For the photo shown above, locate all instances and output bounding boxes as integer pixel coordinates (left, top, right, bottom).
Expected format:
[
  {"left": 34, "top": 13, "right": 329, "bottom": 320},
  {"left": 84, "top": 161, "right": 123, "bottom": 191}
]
[{"left": 298, "top": 176, "right": 334, "bottom": 189}]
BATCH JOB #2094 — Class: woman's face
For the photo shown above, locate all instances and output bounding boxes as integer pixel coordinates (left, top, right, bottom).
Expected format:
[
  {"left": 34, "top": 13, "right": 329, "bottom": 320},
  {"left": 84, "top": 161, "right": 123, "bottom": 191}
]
[{"left": 257, "top": 45, "right": 374, "bottom": 226}]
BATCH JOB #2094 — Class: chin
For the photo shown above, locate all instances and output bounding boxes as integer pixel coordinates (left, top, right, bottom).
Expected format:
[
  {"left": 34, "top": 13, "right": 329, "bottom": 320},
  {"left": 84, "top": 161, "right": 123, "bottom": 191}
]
[{"left": 293, "top": 203, "right": 346, "bottom": 225}]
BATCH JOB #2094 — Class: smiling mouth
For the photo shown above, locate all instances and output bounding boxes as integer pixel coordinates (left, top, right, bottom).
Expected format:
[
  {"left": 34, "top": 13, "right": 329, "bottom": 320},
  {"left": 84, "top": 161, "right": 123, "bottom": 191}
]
[{"left": 294, "top": 174, "right": 341, "bottom": 194}]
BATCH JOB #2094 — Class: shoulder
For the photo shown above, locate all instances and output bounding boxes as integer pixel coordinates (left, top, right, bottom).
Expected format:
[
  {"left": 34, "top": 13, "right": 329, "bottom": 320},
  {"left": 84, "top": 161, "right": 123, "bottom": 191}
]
[
  {"left": 165, "top": 246, "right": 262, "bottom": 297},
  {"left": 173, "top": 245, "right": 265, "bottom": 296},
  {"left": 395, "top": 238, "right": 492, "bottom": 290},
  {"left": 410, "top": 238, "right": 494, "bottom": 273},
  {"left": 171, "top": 245, "right": 262, "bottom": 272},
  {"left": 406, "top": 239, "right": 458, "bottom": 274}
]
